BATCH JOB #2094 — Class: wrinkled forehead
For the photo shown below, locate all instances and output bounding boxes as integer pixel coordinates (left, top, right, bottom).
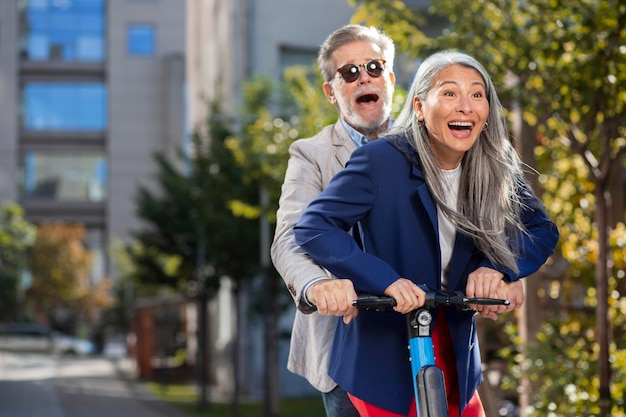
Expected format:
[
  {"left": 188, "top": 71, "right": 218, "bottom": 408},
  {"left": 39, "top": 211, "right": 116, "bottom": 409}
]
[{"left": 330, "top": 40, "right": 384, "bottom": 68}]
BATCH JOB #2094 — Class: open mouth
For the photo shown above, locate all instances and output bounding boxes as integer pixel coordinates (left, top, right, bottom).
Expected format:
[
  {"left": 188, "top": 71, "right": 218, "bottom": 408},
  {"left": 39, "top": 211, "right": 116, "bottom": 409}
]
[
  {"left": 356, "top": 93, "right": 380, "bottom": 104},
  {"left": 448, "top": 121, "right": 474, "bottom": 133}
]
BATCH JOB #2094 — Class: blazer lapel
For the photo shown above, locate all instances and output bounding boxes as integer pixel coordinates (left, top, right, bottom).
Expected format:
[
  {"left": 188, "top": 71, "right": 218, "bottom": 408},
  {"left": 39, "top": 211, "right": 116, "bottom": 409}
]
[
  {"left": 332, "top": 120, "right": 356, "bottom": 167},
  {"left": 411, "top": 163, "right": 438, "bottom": 237},
  {"left": 446, "top": 233, "right": 475, "bottom": 290}
]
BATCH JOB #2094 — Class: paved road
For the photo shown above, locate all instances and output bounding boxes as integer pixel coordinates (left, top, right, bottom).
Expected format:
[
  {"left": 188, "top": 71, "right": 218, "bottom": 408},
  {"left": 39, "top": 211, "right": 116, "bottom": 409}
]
[{"left": 0, "top": 351, "right": 190, "bottom": 417}]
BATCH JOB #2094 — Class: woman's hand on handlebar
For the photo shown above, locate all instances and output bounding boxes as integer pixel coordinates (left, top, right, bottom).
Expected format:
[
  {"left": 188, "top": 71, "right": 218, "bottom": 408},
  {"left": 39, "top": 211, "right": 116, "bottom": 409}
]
[
  {"left": 306, "top": 278, "right": 359, "bottom": 324},
  {"left": 384, "top": 278, "right": 426, "bottom": 314},
  {"left": 466, "top": 267, "right": 524, "bottom": 320}
]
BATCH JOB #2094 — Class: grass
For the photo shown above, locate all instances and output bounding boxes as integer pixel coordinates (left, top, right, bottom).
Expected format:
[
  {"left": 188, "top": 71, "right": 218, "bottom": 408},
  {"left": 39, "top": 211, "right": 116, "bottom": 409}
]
[{"left": 147, "top": 382, "right": 326, "bottom": 417}]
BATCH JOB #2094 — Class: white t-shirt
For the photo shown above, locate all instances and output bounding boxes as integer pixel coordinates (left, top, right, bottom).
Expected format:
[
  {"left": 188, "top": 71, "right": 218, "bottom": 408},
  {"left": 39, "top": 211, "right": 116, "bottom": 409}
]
[{"left": 438, "top": 165, "right": 461, "bottom": 288}]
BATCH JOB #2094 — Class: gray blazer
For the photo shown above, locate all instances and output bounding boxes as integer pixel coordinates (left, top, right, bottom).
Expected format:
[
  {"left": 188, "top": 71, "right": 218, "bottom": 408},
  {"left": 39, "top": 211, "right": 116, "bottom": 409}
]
[{"left": 271, "top": 120, "right": 355, "bottom": 392}]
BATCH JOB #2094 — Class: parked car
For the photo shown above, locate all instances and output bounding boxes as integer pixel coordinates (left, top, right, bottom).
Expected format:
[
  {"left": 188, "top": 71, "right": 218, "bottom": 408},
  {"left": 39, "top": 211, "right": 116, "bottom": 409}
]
[
  {"left": 102, "top": 337, "right": 128, "bottom": 358},
  {"left": 0, "top": 322, "right": 53, "bottom": 353},
  {"left": 52, "top": 332, "right": 95, "bottom": 356}
]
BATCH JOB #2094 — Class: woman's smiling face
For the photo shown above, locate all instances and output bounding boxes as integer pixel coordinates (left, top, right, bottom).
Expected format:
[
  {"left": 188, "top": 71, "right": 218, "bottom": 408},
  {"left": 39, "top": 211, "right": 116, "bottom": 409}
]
[{"left": 413, "top": 64, "right": 489, "bottom": 169}]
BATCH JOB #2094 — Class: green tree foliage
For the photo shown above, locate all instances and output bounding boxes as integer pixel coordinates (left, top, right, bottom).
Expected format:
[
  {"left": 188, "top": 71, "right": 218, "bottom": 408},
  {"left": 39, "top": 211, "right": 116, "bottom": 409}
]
[
  {"left": 129, "top": 101, "right": 260, "bottom": 295},
  {"left": 0, "top": 202, "right": 36, "bottom": 321},
  {"left": 225, "top": 67, "right": 338, "bottom": 219},
  {"left": 349, "top": 0, "right": 625, "bottom": 415},
  {"left": 26, "top": 222, "right": 112, "bottom": 332}
]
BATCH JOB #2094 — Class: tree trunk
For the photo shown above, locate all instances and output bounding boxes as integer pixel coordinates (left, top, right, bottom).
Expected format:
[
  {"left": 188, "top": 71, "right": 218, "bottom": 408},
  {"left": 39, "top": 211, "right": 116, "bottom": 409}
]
[
  {"left": 595, "top": 184, "right": 611, "bottom": 417},
  {"left": 231, "top": 277, "right": 242, "bottom": 417},
  {"left": 477, "top": 323, "right": 500, "bottom": 417},
  {"left": 513, "top": 110, "right": 543, "bottom": 417},
  {"left": 261, "top": 188, "right": 280, "bottom": 417},
  {"left": 196, "top": 223, "right": 211, "bottom": 411},
  {"left": 263, "top": 267, "right": 279, "bottom": 417}
]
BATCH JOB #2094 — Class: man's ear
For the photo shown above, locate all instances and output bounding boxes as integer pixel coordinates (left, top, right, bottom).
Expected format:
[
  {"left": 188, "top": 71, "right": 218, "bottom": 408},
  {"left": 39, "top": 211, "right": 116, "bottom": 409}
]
[{"left": 323, "top": 82, "right": 336, "bottom": 104}]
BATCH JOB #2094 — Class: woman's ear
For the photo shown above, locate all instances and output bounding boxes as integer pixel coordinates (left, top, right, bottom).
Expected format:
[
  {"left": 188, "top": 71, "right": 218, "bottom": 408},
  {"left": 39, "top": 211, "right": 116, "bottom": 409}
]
[{"left": 413, "top": 96, "right": 424, "bottom": 121}]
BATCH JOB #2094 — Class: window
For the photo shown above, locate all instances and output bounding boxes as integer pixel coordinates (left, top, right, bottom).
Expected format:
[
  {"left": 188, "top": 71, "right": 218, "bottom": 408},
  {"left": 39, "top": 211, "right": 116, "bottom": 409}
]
[
  {"left": 20, "top": 0, "right": 105, "bottom": 62},
  {"left": 280, "top": 46, "right": 318, "bottom": 73},
  {"left": 22, "top": 82, "right": 107, "bottom": 131},
  {"left": 279, "top": 46, "right": 318, "bottom": 81},
  {"left": 21, "top": 151, "right": 107, "bottom": 202},
  {"left": 127, "top": 24, "right": 155, "bottom": 56},
  {"left": 85, "top": 228, "right": 106, "bottom": 285}
]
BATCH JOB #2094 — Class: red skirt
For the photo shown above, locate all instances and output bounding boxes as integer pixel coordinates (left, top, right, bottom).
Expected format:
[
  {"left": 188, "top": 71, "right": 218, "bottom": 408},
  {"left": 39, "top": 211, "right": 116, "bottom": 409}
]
[{"left": 347, "top": 311, "right": 485, "bottom": 417}]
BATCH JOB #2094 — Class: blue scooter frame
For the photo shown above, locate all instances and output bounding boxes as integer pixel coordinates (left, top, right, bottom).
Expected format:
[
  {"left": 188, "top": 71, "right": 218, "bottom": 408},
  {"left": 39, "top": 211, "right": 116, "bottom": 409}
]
[{"left": 354, "top": 290, "right": 509, "bottom": 417}]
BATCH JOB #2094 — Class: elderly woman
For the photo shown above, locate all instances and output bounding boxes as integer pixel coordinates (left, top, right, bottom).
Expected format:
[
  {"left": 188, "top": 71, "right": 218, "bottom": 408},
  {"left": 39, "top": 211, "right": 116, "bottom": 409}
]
[{"left": 294, "top": 51, "right": 559, "bottom": 417}]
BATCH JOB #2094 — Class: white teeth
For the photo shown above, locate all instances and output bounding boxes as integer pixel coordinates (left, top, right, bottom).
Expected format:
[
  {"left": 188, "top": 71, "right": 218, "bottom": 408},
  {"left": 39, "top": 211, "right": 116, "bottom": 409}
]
[{"left": 448, "top": 121, "right": 473, "bottom": 127}]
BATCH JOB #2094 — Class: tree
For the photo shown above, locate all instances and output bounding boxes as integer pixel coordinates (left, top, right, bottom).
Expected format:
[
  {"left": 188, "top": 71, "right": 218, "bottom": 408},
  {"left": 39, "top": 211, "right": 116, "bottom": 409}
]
[
  {"left": 225, "top": 68, "right": 338, "bottom": 417},
  {"left": 349, "top": 0, "right": 625, "bottom": 415},
  {"left": 130, "top": 101, "right": 260, "bottom": 292},
  {"left": 0, "top": 202, "right": 36, "bottom": 321},
  {"left": 26, "top": 222, "right": 112, "bottom": 333},
  {"left": 128, "top": 99, "right": 260, "bottom": 411}
]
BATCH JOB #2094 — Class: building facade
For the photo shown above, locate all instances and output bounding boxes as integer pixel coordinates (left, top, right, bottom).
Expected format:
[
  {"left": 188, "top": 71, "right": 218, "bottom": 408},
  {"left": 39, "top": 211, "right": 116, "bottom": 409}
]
[
  {"left": 0, "top": 0, "right": 360, "bottom": 398},
  {"left": 0, "top": 0, "right": 361, "bottom": 284},
  {"left": 0, "top": 0, "right": 186, "bottom": 285}
]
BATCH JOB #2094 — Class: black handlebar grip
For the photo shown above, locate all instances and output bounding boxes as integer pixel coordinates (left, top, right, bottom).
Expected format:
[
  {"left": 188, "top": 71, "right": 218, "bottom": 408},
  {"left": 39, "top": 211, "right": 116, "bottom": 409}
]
[{"left": 352, "top": 293, "right": 396, "bottom": 310}]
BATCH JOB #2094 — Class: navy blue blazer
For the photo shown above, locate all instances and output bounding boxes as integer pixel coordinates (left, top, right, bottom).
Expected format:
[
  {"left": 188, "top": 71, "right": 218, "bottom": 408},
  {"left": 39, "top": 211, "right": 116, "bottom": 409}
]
[{"left": 294, "top": 136, "right": 559, "bottom": 415}]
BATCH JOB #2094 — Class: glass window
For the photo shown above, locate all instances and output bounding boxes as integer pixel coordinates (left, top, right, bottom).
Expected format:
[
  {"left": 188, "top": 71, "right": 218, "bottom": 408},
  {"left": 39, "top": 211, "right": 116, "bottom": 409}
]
[
  {"left": 127, "top": 24, "right": 156, "bottom": 56},
  {"left": 20, "top": 0, "right": 105, "bottom": 62},
  {"left": 21, "top": 151, "right": 107, "bottom": 202},
  {"left": 280, "top": 46, "right": 318, "bottom": 81},
  {"left": 22, "top": 82, "right": 107, "bottom": 131},
  {"left": 85, "top": 228, "right": 106, "bottom": 285},
  {"left": 280, "top": 47, "right": 317, "bottom": 71}
]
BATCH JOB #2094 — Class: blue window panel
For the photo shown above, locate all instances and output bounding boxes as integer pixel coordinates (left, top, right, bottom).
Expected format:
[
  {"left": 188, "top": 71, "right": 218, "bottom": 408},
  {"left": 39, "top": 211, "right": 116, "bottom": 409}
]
[
  {"left": 23, "top": 153, "right": 37, "bottom": 194},
  {"left": 27, "top": 35, "right": 49, "bottom": 60},
  {"left": 76, "top": 85, "right": 106, "bottom": 129},
  {"left": 128, "top": 24, "right": 156, "bottom": 56},
  {"left": 55, "top": 85, "right": 74, "bottom": 129},
  {"left": 49, "top": 12, "right": 73, "bottom": 30},
  {"left": 27, "top": 12, "right": 47, "bottom": 30},
  {"left": 95, "top": 159, "right": 107, "bottom": 185},
  {"left": 20, "top": 0, "right": 105, "bottom": 62},
  {"left": 76, "top": 36, "right": 103, "bottom": 61},
  {"left": 29, "top": 0, "right": 47, "bottom": 11},
  {"left": 78, "top": 15, "right": 103, "bottom": 32},
  {"left": 22, "top": 82, "right": 107, "bottom": 131}
]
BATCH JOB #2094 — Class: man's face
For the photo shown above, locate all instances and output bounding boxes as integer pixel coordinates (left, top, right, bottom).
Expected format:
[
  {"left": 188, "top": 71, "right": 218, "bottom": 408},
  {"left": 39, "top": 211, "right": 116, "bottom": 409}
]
[{"left": 323, "top": 40, "right": 396, "bottom": 138}]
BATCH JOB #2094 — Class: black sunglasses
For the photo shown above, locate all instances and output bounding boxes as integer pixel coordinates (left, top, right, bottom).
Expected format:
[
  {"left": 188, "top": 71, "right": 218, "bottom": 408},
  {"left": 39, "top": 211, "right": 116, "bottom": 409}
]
[{"left": 335, "top": 59, "right": 386, "bottom": 83}]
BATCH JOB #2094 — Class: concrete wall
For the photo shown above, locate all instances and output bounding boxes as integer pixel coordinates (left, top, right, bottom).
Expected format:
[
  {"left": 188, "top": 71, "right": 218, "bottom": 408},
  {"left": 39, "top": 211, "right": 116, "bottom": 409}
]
[
  {"left": 107, "top": 0, "right": 186, "bottom": 251},
  {"left": 0, "top": 2, "right": 19, "bottom": 204}
]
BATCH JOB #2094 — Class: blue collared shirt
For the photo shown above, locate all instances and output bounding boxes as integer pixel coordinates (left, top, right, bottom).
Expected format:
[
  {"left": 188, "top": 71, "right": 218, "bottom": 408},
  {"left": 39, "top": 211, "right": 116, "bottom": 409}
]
[{"left": 340, "top": 117, "right": 392, "bottom": 148}]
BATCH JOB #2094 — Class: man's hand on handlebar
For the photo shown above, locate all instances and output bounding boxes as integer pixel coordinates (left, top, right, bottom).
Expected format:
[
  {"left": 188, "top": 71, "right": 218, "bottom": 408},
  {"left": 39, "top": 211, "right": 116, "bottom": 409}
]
[
  {"left": 384, "top": 278, "right": 426, "bottom": 314},
  {"left": 306, "top": 278, "right": 358, "bottom": 324},
  {"left": 466, "top": 267, "right": 525, "bottom": 320}
]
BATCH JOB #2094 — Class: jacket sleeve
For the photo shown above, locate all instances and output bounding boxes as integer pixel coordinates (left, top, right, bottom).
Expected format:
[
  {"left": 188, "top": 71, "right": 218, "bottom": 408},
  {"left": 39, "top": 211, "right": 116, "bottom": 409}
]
[
  {"left": 271, "top": 139, "right": 333, "bottom": 313},
  {"left": 480, "top": 184, "right": 559, "bottom": 280},
  {"left": 294, "top": 145, "right": 401, "bottom": 295}
]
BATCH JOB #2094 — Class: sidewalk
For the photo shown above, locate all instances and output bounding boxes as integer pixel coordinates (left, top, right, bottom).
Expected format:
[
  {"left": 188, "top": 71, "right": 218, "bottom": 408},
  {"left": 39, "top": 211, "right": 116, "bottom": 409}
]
[{"left": 112, "top": 357, "right": 195, "bottom": 417}]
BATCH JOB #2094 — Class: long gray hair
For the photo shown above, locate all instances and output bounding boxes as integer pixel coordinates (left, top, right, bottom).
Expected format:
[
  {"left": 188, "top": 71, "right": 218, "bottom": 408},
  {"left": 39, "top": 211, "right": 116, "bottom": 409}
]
[
  {"left": 389, "top": 50, "right": 533, "bottom": 274},
  {"left": 318, "top": 25, "right": 395, "bottom": 83}
]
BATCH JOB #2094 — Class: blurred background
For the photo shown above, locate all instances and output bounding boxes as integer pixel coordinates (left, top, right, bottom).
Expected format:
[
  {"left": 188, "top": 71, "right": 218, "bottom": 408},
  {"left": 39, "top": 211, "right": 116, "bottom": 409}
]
[{"left": 0, "top": 1, "right": 624, "bottom": 417}]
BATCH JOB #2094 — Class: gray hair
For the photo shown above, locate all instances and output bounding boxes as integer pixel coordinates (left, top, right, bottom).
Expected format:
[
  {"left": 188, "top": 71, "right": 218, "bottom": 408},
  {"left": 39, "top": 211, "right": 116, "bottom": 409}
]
[
  {"left": 318, "top": 24, "right": 395, "bottom": 83},
  {"left": 390, "top": 50, "right": 535, "bottom": 274}
]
